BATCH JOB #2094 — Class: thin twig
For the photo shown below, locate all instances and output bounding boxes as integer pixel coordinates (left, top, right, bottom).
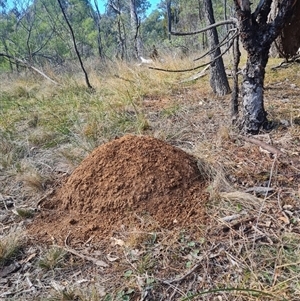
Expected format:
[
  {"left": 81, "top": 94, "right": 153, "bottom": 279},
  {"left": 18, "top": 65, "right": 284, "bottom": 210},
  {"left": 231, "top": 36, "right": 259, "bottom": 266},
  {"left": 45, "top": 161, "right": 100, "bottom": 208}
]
[
  {"left": 193, "top": 28, "right": 237, "bottom": 62},
  {"left": 62, "top": 247, "right": 108, "bottom": 267},
  {"left": 277, "top": 189, "right": 290, "bottom": 224},
  {"left": 60, "top": 235, "right": 109, "bottom": 267},
  {"left": 252, "top": 155, "right": 277, "bottom": 249},
  {"left": 36, "top": 189, "right": 54, "bottom": 208},
  {"left": 149, "top": 33, "right": 237, "bottom": 73},
  {"left": 170, "top": 19, "right": 237, "bottom": 36},
  {"left": 162, "top": 261, "right": 203, "bottom": 284},
  {"left": 160, "top": 252, "right": 221, "bottom": 285}
]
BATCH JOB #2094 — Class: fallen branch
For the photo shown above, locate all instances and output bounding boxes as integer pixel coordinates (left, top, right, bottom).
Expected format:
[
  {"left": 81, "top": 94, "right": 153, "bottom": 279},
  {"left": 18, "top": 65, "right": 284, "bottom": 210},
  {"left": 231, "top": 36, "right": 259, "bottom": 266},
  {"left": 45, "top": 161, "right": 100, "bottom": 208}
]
[
  {"left": 238, "top": 135, "right": 284, "bottom": 156},
  {"left": 61, "top": 234, "right": 108, "bottom": 267},
  {"left": 62, "top": 246, "right": 109, "bottom": 267},
  {"left": 220, "top": 213, "right": 245, "bottom": 222},
  {"left": 245, "top": 186, "right": 275, "bottom": 195},
  {"left": 0, "top": 53, "right": 58, "bottom": 85},
  {"left": 179, "top": 65, "right": 209, "bottom": 83}
]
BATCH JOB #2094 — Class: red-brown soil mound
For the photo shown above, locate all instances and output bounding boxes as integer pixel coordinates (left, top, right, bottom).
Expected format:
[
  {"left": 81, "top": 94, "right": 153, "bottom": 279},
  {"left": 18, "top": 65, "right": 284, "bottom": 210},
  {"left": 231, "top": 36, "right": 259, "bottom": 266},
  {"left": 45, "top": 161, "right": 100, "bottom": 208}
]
[{"left": 28, "top": 135, "right": 209, "bottom": 245}]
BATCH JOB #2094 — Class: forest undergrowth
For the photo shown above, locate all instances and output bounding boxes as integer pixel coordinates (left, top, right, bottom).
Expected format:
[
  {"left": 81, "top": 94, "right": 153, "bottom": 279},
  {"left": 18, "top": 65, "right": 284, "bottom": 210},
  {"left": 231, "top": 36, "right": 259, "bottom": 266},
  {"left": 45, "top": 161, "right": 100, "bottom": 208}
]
[{"left": 0, "top": 55, "right": 300, "bottom": 300}]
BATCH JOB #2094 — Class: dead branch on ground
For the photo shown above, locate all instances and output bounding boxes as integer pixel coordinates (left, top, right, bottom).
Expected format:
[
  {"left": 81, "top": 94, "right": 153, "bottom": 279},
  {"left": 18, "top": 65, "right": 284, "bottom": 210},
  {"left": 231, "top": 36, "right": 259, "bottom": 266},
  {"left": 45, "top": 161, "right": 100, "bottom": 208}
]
[{"left": 0, "top": 53, "right": 58, "bottom": 84}]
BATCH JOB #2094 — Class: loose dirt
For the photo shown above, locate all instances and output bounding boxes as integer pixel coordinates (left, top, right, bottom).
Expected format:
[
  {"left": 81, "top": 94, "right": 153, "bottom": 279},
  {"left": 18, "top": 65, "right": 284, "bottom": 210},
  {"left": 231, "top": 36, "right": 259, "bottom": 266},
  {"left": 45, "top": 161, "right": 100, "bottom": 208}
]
[{"left": 28, "top": 135, "right": 209, "bottom": 246}]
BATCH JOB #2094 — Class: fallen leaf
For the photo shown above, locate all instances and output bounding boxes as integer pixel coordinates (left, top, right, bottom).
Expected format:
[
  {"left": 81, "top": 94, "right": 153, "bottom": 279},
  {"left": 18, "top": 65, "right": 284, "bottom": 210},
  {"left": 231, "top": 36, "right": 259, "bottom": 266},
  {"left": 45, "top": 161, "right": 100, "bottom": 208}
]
[
  {"left": 106, "top": 253, "right": 119, "bottom": 262},
  {"left": 94, "top": 260, "right": 109, "bottom": 267},
  {"left": 278, "top": 216, "right": 290, "bottom": 224},
  {"left": 111, "top": 237, "right": 125, "bottom": 246}
]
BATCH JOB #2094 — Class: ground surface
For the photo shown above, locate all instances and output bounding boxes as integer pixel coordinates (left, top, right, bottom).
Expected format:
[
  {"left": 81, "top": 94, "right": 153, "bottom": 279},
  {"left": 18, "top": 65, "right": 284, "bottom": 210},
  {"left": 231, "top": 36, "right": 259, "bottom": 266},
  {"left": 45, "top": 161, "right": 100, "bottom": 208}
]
[{"left": 1, "top": 59, "right": 300, "bottom": 300}]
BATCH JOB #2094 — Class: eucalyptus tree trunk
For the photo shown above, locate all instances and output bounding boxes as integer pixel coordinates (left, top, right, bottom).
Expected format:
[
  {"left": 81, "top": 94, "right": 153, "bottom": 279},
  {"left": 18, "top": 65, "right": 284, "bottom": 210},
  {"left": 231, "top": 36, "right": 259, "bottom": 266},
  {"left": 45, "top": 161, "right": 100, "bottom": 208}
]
[
  {"left": 204, "top": 0, "right": 231, "bottom": 96},
  {"left": 93, "top": 0, "right": 104, "bottom": 59},
  {"left": 269, "top": 0, "right": 300, "bottom": 59},
  {"left": 129, "top": 0, "right": 141, "bottom": 59},
  {"left": 167, "top": 0, "right": 172, "bottom": 41},
  {"left": 109, "top": 0, "right": 126, "bottom": 60},
  {"left": 231, "top": 35, "right": 241, "bottom": 123},
  {"left": 233, "top": 0, "right": 296, "bottom": 134}
]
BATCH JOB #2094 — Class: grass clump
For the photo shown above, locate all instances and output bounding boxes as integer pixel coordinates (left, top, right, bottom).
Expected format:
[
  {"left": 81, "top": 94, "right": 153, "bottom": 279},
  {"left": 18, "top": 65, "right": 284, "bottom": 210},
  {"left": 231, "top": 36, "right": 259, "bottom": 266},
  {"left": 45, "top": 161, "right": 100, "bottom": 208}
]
[
  {"left": 39, "top": 247, "right": 67, "bottom": 270},
  {"left": 18, "top": 168, "right": 47, "bottom": 192},
  {"left": 45, "top": 287, "right": 103, "bottom": 301},
  {"left": 15, "top": 208, "right": 35, "bottom": 219},
  {"left": 0, "top": 231, "right": 23, "bottom": 266}
]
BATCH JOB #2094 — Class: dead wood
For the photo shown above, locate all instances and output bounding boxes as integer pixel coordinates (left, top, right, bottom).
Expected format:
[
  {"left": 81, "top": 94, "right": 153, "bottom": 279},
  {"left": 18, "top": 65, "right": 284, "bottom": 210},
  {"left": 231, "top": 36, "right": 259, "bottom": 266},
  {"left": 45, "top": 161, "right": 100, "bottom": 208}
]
[
  {"left": 0, "top": 53, "right": 58, "bottom": 84},
  {"left": 238, "top": 135, "right": 284, "bottom": 156}
]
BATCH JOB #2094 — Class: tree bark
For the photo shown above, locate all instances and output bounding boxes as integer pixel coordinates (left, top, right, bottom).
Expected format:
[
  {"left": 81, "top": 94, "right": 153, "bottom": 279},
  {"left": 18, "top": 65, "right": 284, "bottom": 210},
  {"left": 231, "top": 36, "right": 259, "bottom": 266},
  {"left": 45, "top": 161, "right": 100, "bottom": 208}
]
[
  {"left": 167, "top": 0, "right": 172, "bottom": 41},
  {"left": 234, "top": 0, "right": 297, "bottom": 134},
  {"left": 231, "top": 35, "right": 241, "bottom": 123},
  {"left": 242, "top": 46, "right": 270, "bottom": 133},
  {"left": 110, "top": 1, "right": 126, "bottom": 60},
  {"left": 269, "top": 0, "right": 300, "bottom": 58},
  {"left": 129, "top": 0, "right": 141, "bottom": 59},
  {"left": 204, "top": 0, "right": 231, "bottom": 96},
  {"left": 93, "top": 0, "right": 104, "bottom": 59}
]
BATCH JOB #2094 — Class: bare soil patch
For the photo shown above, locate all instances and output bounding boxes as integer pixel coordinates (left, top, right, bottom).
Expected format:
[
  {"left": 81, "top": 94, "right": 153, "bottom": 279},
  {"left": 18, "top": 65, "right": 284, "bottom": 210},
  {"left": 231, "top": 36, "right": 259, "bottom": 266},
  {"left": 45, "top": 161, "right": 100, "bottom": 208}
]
[{"left": 28, "top": 134, "right": 209, "bottom": 246}]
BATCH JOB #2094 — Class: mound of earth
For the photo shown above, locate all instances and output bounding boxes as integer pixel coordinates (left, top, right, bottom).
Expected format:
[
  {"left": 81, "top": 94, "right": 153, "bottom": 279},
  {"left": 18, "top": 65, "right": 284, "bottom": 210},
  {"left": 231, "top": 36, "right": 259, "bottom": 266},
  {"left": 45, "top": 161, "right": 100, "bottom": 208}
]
[{"left": 28, "top": 135, "right": 209, "bottom": 245}]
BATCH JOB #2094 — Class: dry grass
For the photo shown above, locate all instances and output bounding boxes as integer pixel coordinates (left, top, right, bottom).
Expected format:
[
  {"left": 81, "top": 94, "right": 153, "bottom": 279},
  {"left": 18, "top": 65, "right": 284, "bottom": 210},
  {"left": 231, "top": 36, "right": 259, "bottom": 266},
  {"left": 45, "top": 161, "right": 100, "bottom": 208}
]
[
  {"left": 0, "top": 231, "right": 24, "bottom": 266},
  {"left": 0, "top": 55, "right": 300, "bottom": 300},
  {"left": 39, "top": 247, "right": 67, "bottom": 270}
]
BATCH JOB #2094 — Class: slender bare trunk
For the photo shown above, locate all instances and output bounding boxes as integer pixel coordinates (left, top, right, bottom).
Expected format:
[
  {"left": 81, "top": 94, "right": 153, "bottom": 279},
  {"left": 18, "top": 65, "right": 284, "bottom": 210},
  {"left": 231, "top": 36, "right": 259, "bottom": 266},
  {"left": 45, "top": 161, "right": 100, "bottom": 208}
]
[
  {"left": 93, "top": 0, "right": 104, "bottom": 59},
  {"left": 57, "top": 0, "right": 93, "bottom": 90},
  {"left": 204, "top": 0, "right": 231, "bottom": 96},
  {"left": 129, "top": 0, "right": 141, "bottom": 59},
  {"left": 167, "top": 0, "right": 172, "bottom": 41}
]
